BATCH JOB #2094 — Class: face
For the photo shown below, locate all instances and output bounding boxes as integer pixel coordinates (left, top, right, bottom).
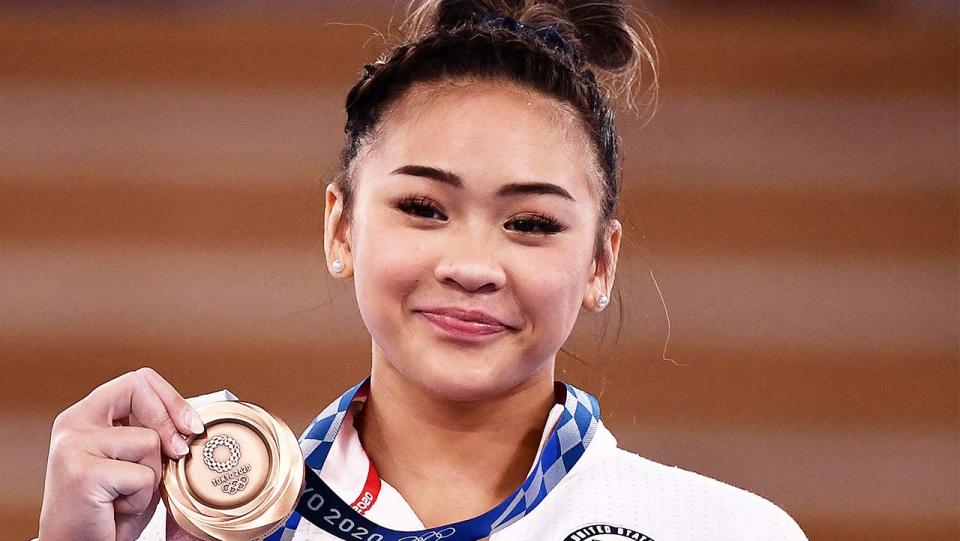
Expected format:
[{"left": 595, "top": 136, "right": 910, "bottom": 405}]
[{"left": 325, "top": 79, "right": 621, "bottom": 402}]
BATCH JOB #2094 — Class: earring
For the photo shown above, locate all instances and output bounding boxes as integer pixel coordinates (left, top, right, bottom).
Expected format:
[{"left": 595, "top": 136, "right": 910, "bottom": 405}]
[
  {"left": 332, "top": 259, "right": 344, "bottom": 273},
  {"left": 597, "top": 293, "right": 609, "bottom": 310}
]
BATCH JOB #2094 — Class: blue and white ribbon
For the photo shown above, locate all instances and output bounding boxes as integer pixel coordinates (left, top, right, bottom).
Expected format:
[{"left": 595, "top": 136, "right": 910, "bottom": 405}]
[{"left": 266, "top": 378, "right": 600, "bottom": 541}]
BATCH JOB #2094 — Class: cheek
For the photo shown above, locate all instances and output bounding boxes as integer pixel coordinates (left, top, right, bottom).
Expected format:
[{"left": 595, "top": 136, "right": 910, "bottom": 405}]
[
  {"left": 352, "top": 218, "right": 426, "bottom": 327},
  {"left": 509, "top": 243, "right": 590, "bottom": 338}
]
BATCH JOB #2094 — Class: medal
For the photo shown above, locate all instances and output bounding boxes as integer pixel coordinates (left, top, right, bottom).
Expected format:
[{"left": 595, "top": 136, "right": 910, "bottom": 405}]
[{"left": 161, "top": 401, "right": 305, "bottom": 541}]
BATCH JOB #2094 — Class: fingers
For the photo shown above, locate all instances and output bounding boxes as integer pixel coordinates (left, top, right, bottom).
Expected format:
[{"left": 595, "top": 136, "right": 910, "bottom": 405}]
[
  {"left": 93, "top": 458, "right": 157, "bottom": 516},
  {"left": 126, "top": 372, "right": 190, "bottom": 460},
  {"left": 139, "top": 367, "right": 205, "bottom": 436},
  {"left": 77, "top": 368, "right": 204, "bottom": 459},
  {"left": 96, "top": 426, "right": 164, "bottom": 491}
]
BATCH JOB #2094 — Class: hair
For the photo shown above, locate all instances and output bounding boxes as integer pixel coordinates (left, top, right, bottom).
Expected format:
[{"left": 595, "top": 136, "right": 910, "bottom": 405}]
[{"left": 331, "top": 0, "right": 659, "bottom": 355}]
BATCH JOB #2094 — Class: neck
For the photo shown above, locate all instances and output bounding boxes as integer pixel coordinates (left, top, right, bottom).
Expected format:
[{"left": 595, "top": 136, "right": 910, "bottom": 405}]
[{"left": 356, "top": 345, "right": 557, "bottom": 528}]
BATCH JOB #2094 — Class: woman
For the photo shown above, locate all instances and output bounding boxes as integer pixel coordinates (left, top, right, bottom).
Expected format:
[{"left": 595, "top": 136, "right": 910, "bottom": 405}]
[{"left": 37, "top": 1, "right": 807, "bottom": 540}]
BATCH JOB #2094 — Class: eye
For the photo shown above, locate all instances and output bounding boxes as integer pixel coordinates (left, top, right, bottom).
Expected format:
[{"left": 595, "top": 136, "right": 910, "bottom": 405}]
[
  {"left": 395, "top": 195, "right": 447, "bottom": 221},
  {"left": 505, "top": 213, "right": 566, "bottom": 235}
]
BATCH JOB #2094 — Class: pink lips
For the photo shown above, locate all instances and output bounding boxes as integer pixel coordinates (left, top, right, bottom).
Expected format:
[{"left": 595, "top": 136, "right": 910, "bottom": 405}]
[{"left": 416, "top": 307, "right": 515, "bottom": 341}]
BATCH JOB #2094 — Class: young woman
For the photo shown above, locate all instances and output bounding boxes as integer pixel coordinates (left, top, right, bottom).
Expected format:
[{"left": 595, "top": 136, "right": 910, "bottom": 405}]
[{"left": 37, "top": 1, "right": 807, "bottom": 540}]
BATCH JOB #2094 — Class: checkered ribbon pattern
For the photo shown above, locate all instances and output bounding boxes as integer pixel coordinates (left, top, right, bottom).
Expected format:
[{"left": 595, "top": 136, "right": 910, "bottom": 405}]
[{"left": 267, "top": 378, "right": 600, "bottom": 540}]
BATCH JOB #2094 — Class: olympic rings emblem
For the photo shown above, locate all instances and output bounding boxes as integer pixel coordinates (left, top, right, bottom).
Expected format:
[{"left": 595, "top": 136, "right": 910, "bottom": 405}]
[
  {"left": 221, "top": 475, "right": 249, "bottom": 495},
  {"left": 398, "top": 527, "right": 457, "bottom": 541}
]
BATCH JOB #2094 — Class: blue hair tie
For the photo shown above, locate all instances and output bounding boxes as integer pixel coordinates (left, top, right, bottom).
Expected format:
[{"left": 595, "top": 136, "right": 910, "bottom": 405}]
[{"left": 483, "top": 14, "right": 578, "bottom": 62}]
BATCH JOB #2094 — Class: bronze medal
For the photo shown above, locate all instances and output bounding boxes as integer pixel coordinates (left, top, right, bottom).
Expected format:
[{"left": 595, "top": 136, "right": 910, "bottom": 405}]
[{"left": 161, "top": 401, "right": 304, "bottom": 541}]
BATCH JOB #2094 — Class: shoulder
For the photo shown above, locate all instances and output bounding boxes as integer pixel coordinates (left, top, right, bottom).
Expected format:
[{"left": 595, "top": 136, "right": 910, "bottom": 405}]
[
  {"left": 607, "top": 446, "right": 805, "bottom": 538},
  {"left": 536, "top": 424, "right": 808, "bottom": 540}
]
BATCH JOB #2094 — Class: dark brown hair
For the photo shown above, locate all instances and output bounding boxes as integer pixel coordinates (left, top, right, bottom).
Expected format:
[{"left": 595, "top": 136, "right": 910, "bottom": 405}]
[{"left": 333, "top": 0, "right": 658, "bottom": 333}]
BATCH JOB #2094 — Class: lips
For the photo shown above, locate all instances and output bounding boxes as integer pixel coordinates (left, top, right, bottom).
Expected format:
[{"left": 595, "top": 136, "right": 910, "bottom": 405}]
[
  {"left": 420, "top": 312, "right": 507, "bottom": 337},
  {"left": 415, "top": 306, "right": 517, "bottom": 338}
]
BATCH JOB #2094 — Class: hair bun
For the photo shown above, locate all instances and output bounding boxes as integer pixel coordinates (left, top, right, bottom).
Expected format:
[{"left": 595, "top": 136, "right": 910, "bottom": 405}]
[
  {"left": 562, "top": 0, "right": 634, "bottom": 71},
  {"left": 434, "top": 0, "right": 496, "bottom": 29},
  {"left": 401, "top": 0, "right": 659, "bottom": 116},
  {"left": 427, "top": 1, "right": 642, "bottom": 72}
]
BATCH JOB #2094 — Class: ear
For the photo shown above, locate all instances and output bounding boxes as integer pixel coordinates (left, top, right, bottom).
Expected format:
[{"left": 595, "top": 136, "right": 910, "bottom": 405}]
[
  {"left": 323, "top": 183, "right": 354, "bottom": 278},
  {"left": 582, "top": 219, "right": 622, "bottom": 312}
]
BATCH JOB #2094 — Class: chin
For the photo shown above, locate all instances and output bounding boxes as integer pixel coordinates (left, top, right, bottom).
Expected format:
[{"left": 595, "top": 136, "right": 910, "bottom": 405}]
[{"left": 409, "top": 354, "right": 525, "bottom": 402}]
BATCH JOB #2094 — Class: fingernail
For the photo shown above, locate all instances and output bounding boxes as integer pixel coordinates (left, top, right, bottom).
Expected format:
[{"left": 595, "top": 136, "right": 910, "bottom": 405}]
[
  {"left": 172, "top": 434, "right": 189, "bottom": 456},
  {"left": 184, "top": 409, "right": 205, "bottom": 435}
]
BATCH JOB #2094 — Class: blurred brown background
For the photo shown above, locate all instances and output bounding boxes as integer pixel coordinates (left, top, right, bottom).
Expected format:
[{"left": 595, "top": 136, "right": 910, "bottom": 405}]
[{"left": 1, "top": 1, "right": 957, "bottom": 539}]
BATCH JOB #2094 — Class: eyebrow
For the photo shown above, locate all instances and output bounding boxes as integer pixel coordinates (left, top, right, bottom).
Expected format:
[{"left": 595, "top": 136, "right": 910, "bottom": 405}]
[{"left": 390, "top": 164, "right": 576, "bottom": 202}]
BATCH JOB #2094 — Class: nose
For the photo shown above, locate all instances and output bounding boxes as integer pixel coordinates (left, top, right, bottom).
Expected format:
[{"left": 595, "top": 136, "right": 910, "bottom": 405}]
[{"left": 434, "top": 251, "right": 506, "bottom": 294}]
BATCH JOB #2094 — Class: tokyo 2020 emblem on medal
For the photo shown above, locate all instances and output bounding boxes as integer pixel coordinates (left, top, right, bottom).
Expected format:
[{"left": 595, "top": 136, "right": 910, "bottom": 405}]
[{"left": 160, "top": 401, "right": 305, "bottom": 541}]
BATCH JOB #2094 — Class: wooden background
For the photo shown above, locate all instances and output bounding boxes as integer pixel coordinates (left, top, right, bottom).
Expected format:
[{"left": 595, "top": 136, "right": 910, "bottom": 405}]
[{"left": 1, "top": 2, "right": 956, "bottom": 539}]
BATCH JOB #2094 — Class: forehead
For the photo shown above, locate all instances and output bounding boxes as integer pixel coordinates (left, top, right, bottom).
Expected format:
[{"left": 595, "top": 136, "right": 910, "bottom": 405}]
[{"left": 361, "top": 79, "right": 601, "bottom": 201}]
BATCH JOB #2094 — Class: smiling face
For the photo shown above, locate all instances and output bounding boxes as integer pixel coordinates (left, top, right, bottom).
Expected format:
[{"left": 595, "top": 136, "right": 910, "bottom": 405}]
[{"left": 324, "top": 79, "right": 621, "bottom": 402}]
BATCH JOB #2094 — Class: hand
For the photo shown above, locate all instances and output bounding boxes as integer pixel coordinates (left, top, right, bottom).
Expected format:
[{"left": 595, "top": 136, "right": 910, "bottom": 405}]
[{"left": 38, "top": 367, "right": 205, "bottom": 541}]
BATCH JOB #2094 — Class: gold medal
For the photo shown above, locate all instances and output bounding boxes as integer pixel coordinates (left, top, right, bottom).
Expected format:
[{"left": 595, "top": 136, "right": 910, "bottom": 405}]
[{"left": 160, "top": 401, "right": 304, "bottom": 541}]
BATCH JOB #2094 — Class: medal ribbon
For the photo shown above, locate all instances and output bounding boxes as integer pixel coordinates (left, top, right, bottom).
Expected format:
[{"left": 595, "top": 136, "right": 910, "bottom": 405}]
[{"left": 267, "top": 378, "right": 601, "bottom": 541}]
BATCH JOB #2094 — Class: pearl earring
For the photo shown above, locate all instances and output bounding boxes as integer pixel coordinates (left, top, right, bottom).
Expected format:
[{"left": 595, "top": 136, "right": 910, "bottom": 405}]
[
  {"left": 597, "top": 293, "right": 609, "bottom": 310},
  {"left": 332, "top": 259, "right": 344, "bottom": 273}
]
